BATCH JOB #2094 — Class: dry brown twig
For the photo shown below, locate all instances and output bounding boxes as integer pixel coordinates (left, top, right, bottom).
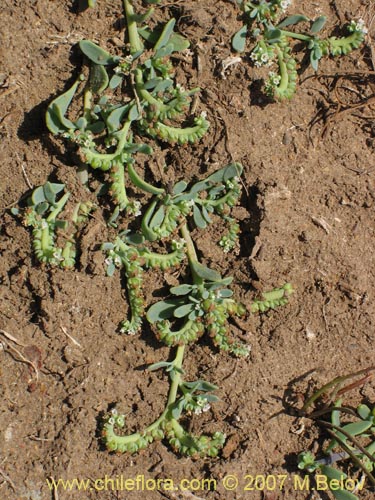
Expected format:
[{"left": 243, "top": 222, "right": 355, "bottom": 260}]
[{"left": 0, "top": 329, "right": 39, "bottom": 381}]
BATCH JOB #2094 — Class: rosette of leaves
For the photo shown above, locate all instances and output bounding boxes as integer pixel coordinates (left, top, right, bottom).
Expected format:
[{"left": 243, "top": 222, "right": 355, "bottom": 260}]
[
  {"left": 46, "top": 0, "right": 209, "bottom": 197},
  {"left": 140, "top": 162, "right": 242, "bottom": 242},
  {"left": 18, "top": 182, "right": 94, "bottom": 268},
  {"left": 232, "top": 0, "right": 366, "bottom": 100}
]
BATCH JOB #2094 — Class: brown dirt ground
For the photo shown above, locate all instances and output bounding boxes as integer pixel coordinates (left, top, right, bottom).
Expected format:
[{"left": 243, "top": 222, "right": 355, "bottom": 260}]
[{"left": 1, "top": 0, "right": 375, "bottom": 499}]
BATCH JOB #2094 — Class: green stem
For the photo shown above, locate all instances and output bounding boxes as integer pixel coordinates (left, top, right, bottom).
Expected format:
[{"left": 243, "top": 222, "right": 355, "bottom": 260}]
[
  {"left": 279, "top": 30, "right": 312, "bottom": 42},
  {"left": 167, "top": 345, "right": 185, "bottom": 406},
  {"left": 87, "top": 120, "right": 131, "bottom": 161},
  {"left": 127, "top": 162, "right": 165, "bottom": 195},
  {"left": 276, "top": 47, "right": 289, "bottom": 92},
  {"left": 83, "top": 89, "right": 92, "bottom": 123},
  {"left": 47, "top": 192, "right": 70, "bottom": 222},
  {"left": 179, "top": 223, "right": 198, "bottom": 264},
  {"left": 123, "top": 0, "right": 143, "bottom": 54},
  {"left": 134, "top": 69, "right": 167, "bottom": 113}
]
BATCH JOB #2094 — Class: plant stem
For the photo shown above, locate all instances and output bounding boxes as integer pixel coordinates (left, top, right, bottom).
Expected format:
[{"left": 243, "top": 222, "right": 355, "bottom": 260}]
[
  {"left": 123, "top": 0, "right": 143, "bottom": 54},
  {"left": 179, "top": 222, "right": 202, "bottom": 285},
  {"left": 167, "top": 345, "right": 185, "bottom": 406},
  {"left": 88, "top": 120, "right": 131, "bottom": 161},
  {"left": 47, "top": 192, "right": 70, "bottom": 222},
  {"left": 83, "top": 89, "right": 92, "bottom": 123},
  {"left": 279, "top": 30, "right": 312, "bottom": 42},
  {"left": 276, "top": 47, "right": 289, "bottom": 92}
]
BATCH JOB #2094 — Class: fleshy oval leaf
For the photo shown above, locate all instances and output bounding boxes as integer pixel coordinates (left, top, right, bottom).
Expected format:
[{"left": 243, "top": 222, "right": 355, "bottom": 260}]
[
  {"left": 153, "top": 18, "right": 176, "bottom": 51},
  {"left": 277, "top": 15, "right": 309, "bottom": 29},
  {"left": 170, "top": 284, "right": 193, "bottom": 296},
  {"left": 46, "top": 79, "right": 81, "bottom": 134},
  {"left": 147, "top": 299, "right": 182, "bottom": 322},
  {"left": 173, "top": 303, "right": 195, "bottom": 318},
  {"left": 89, "top": 63, "right": 109, "bottom": 93},
  {"left": 79, "top": 40, "right": 119, "bottom": 65},
  {"left": 311, "top": 16, "right": 327, "bottom": 34},
  {"left": 232, "top": 25, "right": 248, "bottom": 53}
]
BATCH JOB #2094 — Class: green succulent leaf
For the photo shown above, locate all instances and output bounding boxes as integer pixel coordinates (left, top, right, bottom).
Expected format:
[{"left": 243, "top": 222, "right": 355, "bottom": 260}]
[
  {"left": 339, "top": 420, "right": 373, "bottom": 438},
  {"left": 148, "top": 361, "right": 173, "bottom": 371},
  {"left": 174, "top": 303, "right": 195, "bottom": 318},
  {"left": 46, "top": 79, "right": 81, "bottom": 134},
  {"left": 154, "top": 18, "right": 176, "bottom": 51},
  {"left": 54, "top": 220, "right": 69, "bottom": 230},
  {"left": 330, "top": 489, "right": 359, "bottom": 500},
  {"left": 193, "top": 205, "right": 207, "bottom": 229},
  {"left": 87, "top": 121, "right": 106, "bottom": 133},
  {"left": 232, "top": 25, "right": 248, "bottom": 52},
  {"left": 173, "top": 181, "right": 188, "bottom": 195},
  {"left": 277, "top": 15, "right": 309, "bottom": 28},
  {"left": 79, "top": 40, "right": 119, "bottom": 65},
  {"left": 106, "top": 261, "right": 116, "bottom": 277},
  {"left": 149, "top": 205, "right": 165, "bottom": 229},
  {"left": 147, "top": 298, "right": 184, "bottom": 322},
  {"left": 31, "top": 186, "right": 47, "bottom": 205},
  {"left": 168, "top": 33, "right": 190, "bottom": 52},
  {"left": 191, "top": 262, "right": 221, "bottom": 282},
  {"left": 109, "top": 74, "right": 123, "bottom": 89},
  {"left": 89, "top": 63, "right": 109, "bottom": 93},
  {"left": 170, "top": 284, "right": 193, "bottom": 296},
  {"left": 123, "top": 232, "right": 145, "bottom": 245},
  {"left": 201, "top": 205, "right": 212, "bottom": 223},
  {"left": 129, "top": 8, "right": 154, "bottom": 24},
  {"left": 357, "top": 404, "right": 372, "bottom": 420},
  {"left": 44, "top": 182, "right": 65, "bottom": 204},
  {"left": 311, "top": 16, "right": 327, "bottom": 34},
  {"left": 129, "top": 103, "right": 141, "bottom": 121},
  {"left": 183, "top": 380, "right": 218, "bottom": 392},
  {"left": 106, "top": 104, "right": 131, "bottom": 132},
  {"left": 206, "top": 163, "right": 242, "bottom": 183},
  {"left": 320, "top": 465, "right": 347, "bottom": 482},
  {"left": 170, "top": 398, "right": 185, "bottom": 419},
  {"left": 265, "top": 28, "right": 282, "bottom": 44},
  {"left": 154, "top": 43, "right": 175, "bottom": 60}
]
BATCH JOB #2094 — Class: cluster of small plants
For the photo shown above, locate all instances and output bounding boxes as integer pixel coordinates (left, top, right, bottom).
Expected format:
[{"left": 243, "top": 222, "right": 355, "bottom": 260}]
[
  {"left": 232, "top": 0, "right": 367, "bottom": 100},
  {"left": 297, "top": 368, "right": 375, "bottom": 500},
  {"left": 10, "top": 2, "right": 375, "bottom": 497},
  {"left": 12, "top": 0, "right": 296, "bottom": 458}
]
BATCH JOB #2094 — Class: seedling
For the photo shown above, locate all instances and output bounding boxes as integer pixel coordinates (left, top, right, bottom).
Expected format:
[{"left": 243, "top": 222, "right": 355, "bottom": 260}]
[
  {"left": 46, "top": 0, "right": 209, "bottom": 213},
  {"left": 101, "top": 163, "right": 294, "bottom": 456},
  {"left": 232, "top": 0, "right": 367, "bottom": 100},
  {"left": 297, "top": 367, "right": 375, "bottom": 500}
]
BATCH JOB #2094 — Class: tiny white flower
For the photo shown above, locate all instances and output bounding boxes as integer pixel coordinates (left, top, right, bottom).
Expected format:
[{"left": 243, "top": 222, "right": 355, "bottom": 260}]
[{"left": 356, "top": 18, "right": 368, "bottom": 34}]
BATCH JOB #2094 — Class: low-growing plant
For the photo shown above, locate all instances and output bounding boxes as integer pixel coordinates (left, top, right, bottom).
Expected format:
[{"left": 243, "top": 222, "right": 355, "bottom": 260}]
[
  {"left": 232, "top": 0, "right": 367, "bottom": 100},
  {"left": 100, "top": 162, "right": 294, "bottom": 456},
  {"left": 46, "top": 0, "right": 209, "bottom": 214},
  {"left": 14, "top": 0, "right": 294, "bottom": 458},
  {"left": 297, "top": 367, "right": 375, "bottom": 500},
  {"left": 13, "top": 182, "right": 95, "bottom": 268}
]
